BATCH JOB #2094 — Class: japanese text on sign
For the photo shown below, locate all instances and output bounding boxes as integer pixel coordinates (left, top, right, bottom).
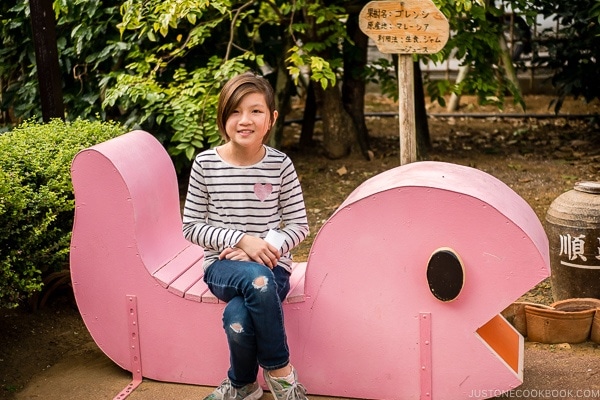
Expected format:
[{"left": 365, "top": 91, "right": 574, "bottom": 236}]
[
  {"left": 359, "top": 0, "right": 449, "bottom": 54},
  {"left": 559, "top": 233, "right": 600, "bottom": 269}
]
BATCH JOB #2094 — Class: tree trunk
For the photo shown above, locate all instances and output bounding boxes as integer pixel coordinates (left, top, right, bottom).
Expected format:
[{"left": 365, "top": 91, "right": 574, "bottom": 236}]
[
  {"left": 29, "top": 0, "right": 64, "bottom": 121},
  {"left": 447, "top": 65, "right": 470, "bottom": 112},
  {"left": 299, "top": 2, "right": 357, "bottom": 159},
  {"left": 342, "top": 11, "right": 371, "bottom": 160},
  {"left": 498, "top": 33, "right": 521, "bottom": 95},
  {"left": 315, "top": 84, "right": 355, "bottom": 159},
  {"left": 270, "top": 40, "right": 294, "bottom": 149},
  {"left": 299, "top": 81, "right": 317, "bottom": 149},
  {"left": 414, "top": 61, "right": 431, "bottom": 158}
]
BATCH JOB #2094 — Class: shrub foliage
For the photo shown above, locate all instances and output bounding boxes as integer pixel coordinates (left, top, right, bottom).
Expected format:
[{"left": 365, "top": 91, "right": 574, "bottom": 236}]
[{"left": 0, "top": 119, "right": 124, "bottom": 309}]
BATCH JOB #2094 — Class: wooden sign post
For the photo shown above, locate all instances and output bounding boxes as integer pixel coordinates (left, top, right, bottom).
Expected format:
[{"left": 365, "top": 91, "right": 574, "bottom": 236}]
[{"left": 359, "top": 0, "right": 449, "bottom": 165}]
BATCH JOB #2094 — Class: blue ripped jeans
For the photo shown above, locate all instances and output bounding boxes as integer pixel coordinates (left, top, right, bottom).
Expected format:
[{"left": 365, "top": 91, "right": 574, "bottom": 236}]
[{"left": 204, "top": 260, "right": 291, "bottom": 388}]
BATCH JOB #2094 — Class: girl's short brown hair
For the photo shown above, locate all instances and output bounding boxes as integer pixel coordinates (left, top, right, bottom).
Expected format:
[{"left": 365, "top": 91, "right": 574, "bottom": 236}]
[{"left": 216, "top": 72, "right": 277, "bottom": 142}]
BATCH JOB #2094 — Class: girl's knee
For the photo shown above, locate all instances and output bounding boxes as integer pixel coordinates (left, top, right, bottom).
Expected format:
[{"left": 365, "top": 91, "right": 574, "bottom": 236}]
[
  {"left": 223, "top": 298, "right": 253, "bottom": 340},
  {"left": 251, "top": 275, "right": 269, "bottom": 292},
  {"left": 244, "top": 264, "right": 275, "bottom": 293}
]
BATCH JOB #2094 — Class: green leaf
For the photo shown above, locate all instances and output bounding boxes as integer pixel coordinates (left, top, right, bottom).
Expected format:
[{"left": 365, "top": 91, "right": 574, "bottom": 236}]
[{"left": 185, "top": 145, "right": 196, "bottom": 160}]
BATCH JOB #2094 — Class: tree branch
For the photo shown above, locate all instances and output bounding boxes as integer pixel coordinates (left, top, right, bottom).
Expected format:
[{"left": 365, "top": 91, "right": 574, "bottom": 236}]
[{"left": 225, "top": 0, "right": 254, "bottom": 61}]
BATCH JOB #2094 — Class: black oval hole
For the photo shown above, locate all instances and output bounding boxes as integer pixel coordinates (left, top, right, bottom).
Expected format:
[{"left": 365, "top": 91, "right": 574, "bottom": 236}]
[{"left": 426, "top": 248, "right": 464, "bottom": 302}]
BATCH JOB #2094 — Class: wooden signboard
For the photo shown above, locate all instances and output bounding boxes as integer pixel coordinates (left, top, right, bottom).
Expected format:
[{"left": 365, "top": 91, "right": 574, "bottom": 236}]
[
  {"left": 359, "top": 0, "right": 449, "bottom": 164},
  {"left": 359, "top": 0, "right": 449, "bottom": 54}
]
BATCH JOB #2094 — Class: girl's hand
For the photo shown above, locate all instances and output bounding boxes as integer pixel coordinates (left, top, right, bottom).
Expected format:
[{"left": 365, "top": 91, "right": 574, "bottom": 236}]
[
  {"left": 219, "top": 247, "right": 251, "bottom": 261},
  {"left": 235, "top": 234, "right": 281, "bottom": 269}
]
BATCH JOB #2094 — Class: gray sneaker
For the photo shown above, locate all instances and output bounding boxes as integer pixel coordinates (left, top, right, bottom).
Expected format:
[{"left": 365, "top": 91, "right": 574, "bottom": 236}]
[
  {"left": 203, "top": 379, "right": 263, "bottom": 400},
  {"left": 263, "top": 367, "right": 308, "bottom": 400}
]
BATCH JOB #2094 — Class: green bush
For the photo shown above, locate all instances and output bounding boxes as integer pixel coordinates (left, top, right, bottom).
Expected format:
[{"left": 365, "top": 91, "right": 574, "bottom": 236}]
[{"left": 0, "top": 119, "right": 125, "bottom": 309}]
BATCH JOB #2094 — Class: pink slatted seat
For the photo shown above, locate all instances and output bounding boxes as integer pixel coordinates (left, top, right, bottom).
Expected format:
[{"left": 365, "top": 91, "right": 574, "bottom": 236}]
[
  {"left": 166, "top": 257, "right": 204, "bottom": 297},
  {"left": 152, "top": 245, "right": 204, "bottom": 289},
  {"left": 184, "top": 276, "right": 212, "bottom": 302}
]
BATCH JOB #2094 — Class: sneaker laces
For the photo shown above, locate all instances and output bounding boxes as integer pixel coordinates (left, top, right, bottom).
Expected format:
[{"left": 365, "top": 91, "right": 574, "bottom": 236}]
[
  {"left": 214, "top": 379, "right": 238, "bottom": 400},
  {"left": 273, "top": 378, "right": 308, "bottom": 400},
  {"left": 286, "top": 382, "right": 308, "bottom": 400}
]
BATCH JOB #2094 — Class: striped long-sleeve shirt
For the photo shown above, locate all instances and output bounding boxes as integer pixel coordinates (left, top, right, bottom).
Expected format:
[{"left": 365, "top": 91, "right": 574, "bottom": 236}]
[{"left": 182, "top": 145, "right": 309, "bottom": 272}]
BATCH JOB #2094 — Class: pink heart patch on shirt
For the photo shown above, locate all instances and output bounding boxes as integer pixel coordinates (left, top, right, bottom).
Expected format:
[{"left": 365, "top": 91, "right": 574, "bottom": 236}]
[{"left": 254, "top": 183, "right": 273, "bottom": 202}]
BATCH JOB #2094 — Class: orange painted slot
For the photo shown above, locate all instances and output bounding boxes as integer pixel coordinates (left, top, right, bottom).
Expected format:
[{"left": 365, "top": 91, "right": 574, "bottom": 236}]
[{"left": 477, "top": 314, "right": 521, "bottom": 374}]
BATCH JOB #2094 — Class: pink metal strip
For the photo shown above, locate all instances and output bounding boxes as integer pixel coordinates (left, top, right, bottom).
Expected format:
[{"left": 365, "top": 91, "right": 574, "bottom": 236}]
[
  {"left": 420, "top": 312, "right": 432, "bottom": 400},
  {"left": 113, "top": 379, "right": 142, "bottom": 400},
  {"left": 113, "top": 295, "right": 143, "bottom": 400}
]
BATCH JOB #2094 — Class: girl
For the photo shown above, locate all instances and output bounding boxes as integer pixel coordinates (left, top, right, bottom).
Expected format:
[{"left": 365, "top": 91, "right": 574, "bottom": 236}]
[{"left": 182, "top": 72, "right": 309, "bottom": 400}]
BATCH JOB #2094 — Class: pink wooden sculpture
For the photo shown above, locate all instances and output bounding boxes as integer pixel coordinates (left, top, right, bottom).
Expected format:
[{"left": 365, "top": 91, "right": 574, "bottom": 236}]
[{"left": 70, "top": 130, "right": 550, "bottom": 399}]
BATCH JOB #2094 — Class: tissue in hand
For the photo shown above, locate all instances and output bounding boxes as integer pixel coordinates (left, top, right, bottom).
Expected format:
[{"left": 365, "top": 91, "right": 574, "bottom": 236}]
[{"left": 265, "top": 229, "right": 286, "bottom": 250}]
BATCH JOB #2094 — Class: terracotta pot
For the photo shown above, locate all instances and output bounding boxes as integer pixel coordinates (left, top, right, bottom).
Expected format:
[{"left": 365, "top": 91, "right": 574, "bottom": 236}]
[
  {"left": 551, "top": 297, "right": 600, "bottom": 312},
  {"left": 591, "top": 311, "right": 600, "bottom": 344},
  {"left": 502, "top": 302, "right": 552, "bottom": 337},
  {"left": 525, "top": 303, "right": 595, "bottom": 344},
  {"left": 550, "top": 299, "right": 600, "bottom": 344}
]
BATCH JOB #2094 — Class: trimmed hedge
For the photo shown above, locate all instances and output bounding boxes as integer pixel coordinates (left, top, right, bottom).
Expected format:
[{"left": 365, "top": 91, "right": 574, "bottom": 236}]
[{"left": 0, "top": 119, "right": 125, "bottom": 309}]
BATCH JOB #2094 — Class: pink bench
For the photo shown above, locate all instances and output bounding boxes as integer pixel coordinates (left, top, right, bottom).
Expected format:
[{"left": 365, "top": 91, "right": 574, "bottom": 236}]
[{"left": 71, "top": 130, "right": 550, "bottom": 399}]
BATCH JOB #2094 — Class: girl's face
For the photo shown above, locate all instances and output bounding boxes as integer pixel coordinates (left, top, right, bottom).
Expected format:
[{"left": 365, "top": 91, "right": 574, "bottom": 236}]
[{"left": 225, "top": 92, "right": 277, "bottom": 147}]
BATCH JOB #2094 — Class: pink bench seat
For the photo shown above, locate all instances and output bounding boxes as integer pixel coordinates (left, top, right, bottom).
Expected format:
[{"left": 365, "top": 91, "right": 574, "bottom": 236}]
[{"left": 151, "top": 245, "right": 203, "bottom": 288}]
